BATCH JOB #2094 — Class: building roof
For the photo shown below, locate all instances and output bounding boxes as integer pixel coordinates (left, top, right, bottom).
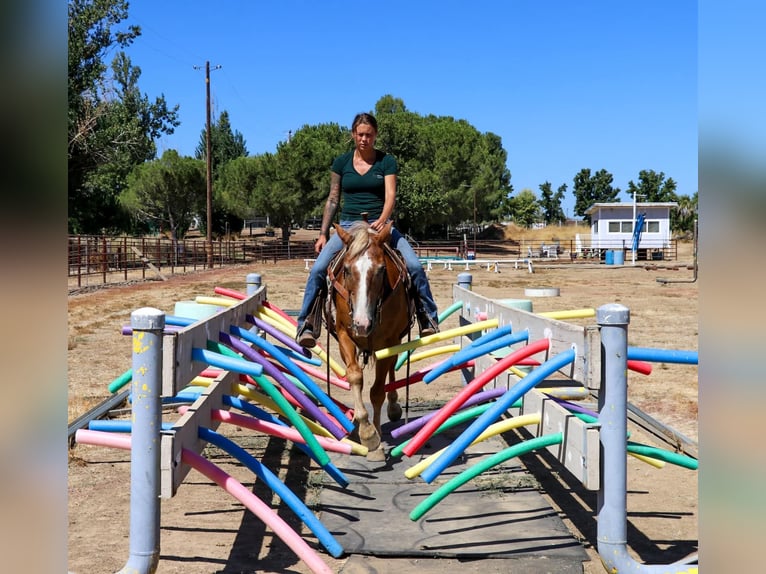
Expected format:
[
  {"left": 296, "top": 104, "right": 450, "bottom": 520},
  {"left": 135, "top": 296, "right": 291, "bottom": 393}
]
[{"left": 585, "top": 201, "right": 678, "bottom": 216}]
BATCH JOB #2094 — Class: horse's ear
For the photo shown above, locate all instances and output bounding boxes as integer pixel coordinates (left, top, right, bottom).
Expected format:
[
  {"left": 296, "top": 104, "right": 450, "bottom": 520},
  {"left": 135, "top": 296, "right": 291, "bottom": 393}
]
[{"left": 335, "top": 223, "right": 351, "bottom": 244}]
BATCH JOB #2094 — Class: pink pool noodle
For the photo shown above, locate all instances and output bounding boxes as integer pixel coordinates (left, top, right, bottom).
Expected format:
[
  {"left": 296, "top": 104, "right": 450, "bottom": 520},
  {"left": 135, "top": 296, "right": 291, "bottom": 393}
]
[
  {"left": 75, "top": 429, "right": 333, "bottom": 574},
  {"left": 181, "top": 449, "right": 333, "bottom": 574},
  {"left": 290, "top": 361, "right": 350, "bottom": 391},
  {"left": 177, "top": 407, "right": 353, "bottom": 455},
  {"left": 402, "top": 337, "right": 550, "bottom": 457}
]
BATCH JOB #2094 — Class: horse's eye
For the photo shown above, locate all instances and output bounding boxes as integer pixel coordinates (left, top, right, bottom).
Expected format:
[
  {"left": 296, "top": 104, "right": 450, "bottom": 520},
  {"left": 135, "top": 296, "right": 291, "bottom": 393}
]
[
  {"left": 343, "top": 264, "right": 350, "bottom": 274},
  {"left": 375, "top": 265, "right": 386, "bottom": 275}
]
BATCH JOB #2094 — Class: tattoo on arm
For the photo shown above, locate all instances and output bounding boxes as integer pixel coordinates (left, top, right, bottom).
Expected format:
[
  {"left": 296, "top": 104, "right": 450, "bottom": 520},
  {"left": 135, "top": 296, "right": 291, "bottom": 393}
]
[{"left": 320, "top": 173, "right": 341, "bottom": 237}]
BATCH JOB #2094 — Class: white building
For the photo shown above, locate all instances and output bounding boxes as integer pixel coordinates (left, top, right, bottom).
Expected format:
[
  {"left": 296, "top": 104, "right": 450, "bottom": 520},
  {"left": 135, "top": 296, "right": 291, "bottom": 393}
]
[{"left": 584, "top": 202, "right": 677, "bottom": 260}]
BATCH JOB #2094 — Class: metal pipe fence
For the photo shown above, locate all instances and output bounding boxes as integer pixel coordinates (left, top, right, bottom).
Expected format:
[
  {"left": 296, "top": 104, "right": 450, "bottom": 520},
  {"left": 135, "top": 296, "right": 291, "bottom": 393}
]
[{"left": 67, "top": 235, "right": 315, "bottom": 289}]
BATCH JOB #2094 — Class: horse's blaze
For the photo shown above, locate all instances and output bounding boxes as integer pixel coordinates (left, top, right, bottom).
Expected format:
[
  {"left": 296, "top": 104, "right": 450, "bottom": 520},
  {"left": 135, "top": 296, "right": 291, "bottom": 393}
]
[{"left": 352, "top": 252, "right": 373, "bottom": 334}]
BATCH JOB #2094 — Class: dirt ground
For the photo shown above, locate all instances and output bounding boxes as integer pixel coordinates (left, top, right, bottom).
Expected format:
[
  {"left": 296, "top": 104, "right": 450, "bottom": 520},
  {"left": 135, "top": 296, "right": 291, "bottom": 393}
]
[{"left": 68, "top": 240, "right": 698, "bottom": 573}]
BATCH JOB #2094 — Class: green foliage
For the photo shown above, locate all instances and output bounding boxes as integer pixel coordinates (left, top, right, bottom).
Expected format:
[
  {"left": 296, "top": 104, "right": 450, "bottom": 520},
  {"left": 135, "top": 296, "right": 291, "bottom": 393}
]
[
  {"left": 626, "top": 169, "right": 678, "bottom": 203},
  {"left": 68, "top": 0, "right": 179, "bottom": 234},
  {"left": 572, "top": 168, "right": 621, "bottom": 223},
  {"left": 120, "top": 150, "right": 205, "bottom": 240},
  {"left": 218, "top": 122, "right": 350, "bottom": 242},
  {"left": 539, "top": 181, "right": 566, "bottom": 224},
  {"left": 196, "top": 110, "right": 249, "bottom": 236},
  {"left": 509, "top": 189, "right": 541, "bottom": 227},
  {"left": 673, "top": 191, "right": 698, "bottom": 235},
  {"left": 374, "top": 98, "right": 512, "bottom": 235},
  {"left": 196, "top": 110, "right": 248, "bottom": 176}
]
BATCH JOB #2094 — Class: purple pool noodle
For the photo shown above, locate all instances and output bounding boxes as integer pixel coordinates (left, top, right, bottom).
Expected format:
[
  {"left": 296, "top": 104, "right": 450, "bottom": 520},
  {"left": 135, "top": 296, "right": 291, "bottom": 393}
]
[
  {"left": 247, "top": 314, "right": 311, "bottom": 358},
  {"left": 390, "top": 386, "right": 507, "bottom": 439},
  {"left": 547, "top": 395, "right": 599, "bottom": 418},
  {"left": 220, "top": 332, "right": 346, "bottom": 440}
]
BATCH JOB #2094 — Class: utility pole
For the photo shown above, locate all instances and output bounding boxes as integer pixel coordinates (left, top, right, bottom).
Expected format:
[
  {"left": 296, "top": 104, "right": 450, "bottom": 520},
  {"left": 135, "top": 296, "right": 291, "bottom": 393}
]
[{"left": 194, "top": 61, "right": 222, "bottom": 268}]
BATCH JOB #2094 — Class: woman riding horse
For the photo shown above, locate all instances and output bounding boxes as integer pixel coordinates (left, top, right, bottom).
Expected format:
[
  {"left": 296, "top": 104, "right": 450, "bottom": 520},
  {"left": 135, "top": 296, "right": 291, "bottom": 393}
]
[{"left": 295, "top": 112, "right": 439, "bottom": 349}]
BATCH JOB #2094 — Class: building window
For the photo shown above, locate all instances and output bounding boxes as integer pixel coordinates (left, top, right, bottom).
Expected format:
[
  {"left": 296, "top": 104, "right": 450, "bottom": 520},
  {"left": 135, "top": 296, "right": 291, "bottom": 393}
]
[
  {"left": 608, "top": 221, "right": 620, "bottom": 232},
  {"left": 647, "top": 221, "right": 659, "bottom": 233},
  {"left": 621, "top": 221, "right": 632, "bottom": 233}
]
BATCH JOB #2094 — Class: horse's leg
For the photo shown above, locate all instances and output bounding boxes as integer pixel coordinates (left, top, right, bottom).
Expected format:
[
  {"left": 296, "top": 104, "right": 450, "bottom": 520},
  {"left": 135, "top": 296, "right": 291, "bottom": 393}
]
[
  {"left": 338, "top": 334, "right": 379, "bottom": 452},
  {"left": 386, "top": 361, "right": 402, "bottom": 422},
  {"left": 367, "top": 358, "right": 392, "bottom": 461}
]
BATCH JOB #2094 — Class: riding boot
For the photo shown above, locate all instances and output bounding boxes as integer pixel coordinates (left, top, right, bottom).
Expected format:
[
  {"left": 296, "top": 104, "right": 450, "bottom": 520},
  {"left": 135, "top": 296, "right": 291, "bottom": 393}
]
[
  {"left": 416, "top": 309, "right": 439, "bottom": 338},
  {"left": 297, "top": 292, "right": 325, "bottom": 348}
]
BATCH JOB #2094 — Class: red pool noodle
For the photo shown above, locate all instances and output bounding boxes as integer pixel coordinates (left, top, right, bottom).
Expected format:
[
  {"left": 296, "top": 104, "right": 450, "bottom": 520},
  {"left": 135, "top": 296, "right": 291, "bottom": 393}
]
[
  {"left": 385, "top": 360, "right": 475, "bottom": 392},
  {"left": 214, "top": 286, "right": 246, "bottom": 300},
  {"left": 627, "top": 359, "right": 653, "bottom": 375},
  {"left": 401, "top": 337, "right": 550, "bottom": 457}
]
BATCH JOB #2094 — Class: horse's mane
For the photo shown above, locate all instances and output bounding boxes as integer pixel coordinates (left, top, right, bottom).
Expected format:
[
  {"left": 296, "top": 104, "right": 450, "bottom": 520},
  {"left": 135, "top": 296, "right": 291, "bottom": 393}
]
[{"left": 346, "top": 222, "right": 373, "bottom": 260}]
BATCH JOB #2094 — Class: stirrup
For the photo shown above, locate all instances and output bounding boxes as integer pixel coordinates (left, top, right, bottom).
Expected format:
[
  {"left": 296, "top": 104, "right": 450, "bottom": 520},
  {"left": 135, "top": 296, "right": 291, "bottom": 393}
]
[
  {"left": 296, "top": 323, "right": 317, "bottom": 348},
  {"left": 417, "top": 313, "right": 439, "bottom": 338}
]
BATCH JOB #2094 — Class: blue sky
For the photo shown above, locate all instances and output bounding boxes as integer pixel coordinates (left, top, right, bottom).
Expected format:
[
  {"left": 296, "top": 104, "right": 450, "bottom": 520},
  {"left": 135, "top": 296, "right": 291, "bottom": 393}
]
[{"left": 124, "top": 1, "right": 697, "bottom": 218}]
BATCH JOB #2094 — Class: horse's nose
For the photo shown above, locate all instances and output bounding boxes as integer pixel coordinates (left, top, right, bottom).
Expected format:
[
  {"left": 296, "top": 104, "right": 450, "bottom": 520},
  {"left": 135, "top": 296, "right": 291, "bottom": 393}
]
[{"left": 352, "top": 312, "right": 372, "bottom": 337}]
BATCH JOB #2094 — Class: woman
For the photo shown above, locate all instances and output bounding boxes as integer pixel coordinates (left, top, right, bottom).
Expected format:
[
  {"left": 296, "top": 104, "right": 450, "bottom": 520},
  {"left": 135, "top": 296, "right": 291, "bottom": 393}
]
[{"left": 295, "top": 112, "right": 439, "bottom": 348}]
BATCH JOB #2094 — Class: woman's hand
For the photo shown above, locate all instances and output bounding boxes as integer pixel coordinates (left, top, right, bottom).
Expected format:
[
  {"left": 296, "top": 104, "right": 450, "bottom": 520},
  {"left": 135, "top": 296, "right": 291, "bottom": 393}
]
[{"left": 370, "top": 218, "right": 385, "bottom": 232}]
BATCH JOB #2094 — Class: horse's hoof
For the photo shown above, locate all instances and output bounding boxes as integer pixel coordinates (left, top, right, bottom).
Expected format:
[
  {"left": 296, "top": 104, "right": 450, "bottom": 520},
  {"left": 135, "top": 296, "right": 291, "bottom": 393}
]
[
  {"left": 366, "top": 446, "right": 386, "bottom": 462},
  {"left": 359, "top": 425, "right": 381, "bottom": 452},
  {"left": 388, "top": 402, "right": 403, "bottom": 422}
]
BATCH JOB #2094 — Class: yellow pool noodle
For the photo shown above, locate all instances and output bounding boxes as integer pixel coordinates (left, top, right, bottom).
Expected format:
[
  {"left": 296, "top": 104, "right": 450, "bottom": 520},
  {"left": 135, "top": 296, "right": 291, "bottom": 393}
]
[
  {"left": 407, "top": 344, "right": 462, "bottom": 365},
  {"left": 253, "top": 309, "right": 346, "bottom": 377},
  {"left": 257, "top": 305, "right": 297, "bottom": 331},
  {"left": 375, "top": 318, "right": 499, "bottom": 359},
  {"left": 195, "top": 295, "right": 237, "bottom": 308},
  {"left": 629, "top": 451, "right": 666, "bottom": 469},
  {"left": 405, "top": 413, "right": 541, "bottom": 479},
  {"left": 537, "top": 308, "right": 596, "bottom": 320}
]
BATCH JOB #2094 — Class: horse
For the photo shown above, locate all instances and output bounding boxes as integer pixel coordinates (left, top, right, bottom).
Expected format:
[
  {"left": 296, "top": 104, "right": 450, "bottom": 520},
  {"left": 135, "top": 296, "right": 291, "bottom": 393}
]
[{"left": 327, "top": 220, "right": 414, "bottom": 460}]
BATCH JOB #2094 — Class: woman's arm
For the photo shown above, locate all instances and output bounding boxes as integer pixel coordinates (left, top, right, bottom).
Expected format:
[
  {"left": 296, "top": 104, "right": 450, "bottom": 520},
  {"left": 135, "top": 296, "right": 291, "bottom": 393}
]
[
  {"left": 371, "top": 173, "right": 397, "bottom": 232},
  {"left": 315, "top": 171, "right": 342, "bottom": 252}
]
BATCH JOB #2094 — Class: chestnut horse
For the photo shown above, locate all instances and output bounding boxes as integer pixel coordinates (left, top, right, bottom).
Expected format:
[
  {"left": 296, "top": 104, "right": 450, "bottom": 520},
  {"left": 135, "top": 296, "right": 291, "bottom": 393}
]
[{"left": 328, "top": 221, "right": 414, "bottom": 459}]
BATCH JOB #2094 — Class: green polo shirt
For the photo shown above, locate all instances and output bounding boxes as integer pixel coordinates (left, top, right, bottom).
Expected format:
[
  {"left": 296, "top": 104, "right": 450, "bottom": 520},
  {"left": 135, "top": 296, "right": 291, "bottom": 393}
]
[{"left": 331, "top": 150, "right": 398, "bottom": 222}]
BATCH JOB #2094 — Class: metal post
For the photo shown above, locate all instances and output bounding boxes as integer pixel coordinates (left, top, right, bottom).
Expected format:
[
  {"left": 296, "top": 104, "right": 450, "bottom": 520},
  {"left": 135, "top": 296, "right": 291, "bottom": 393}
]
[
  {"left": 596, "top": 303, "right": 696, "bottom": 573},
  {"left": 117, "top": 308, "right": 165, "bottom": 574},
  {"left": 457, "top": 272, "right": 473, "bottom": 291},
  {"left": 246, "top": 273, "right": 262, "bottom": 296}
]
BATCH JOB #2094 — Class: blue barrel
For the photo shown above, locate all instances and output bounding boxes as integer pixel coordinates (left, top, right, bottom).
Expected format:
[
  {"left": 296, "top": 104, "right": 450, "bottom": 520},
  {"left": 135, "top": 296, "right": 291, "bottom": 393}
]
[
  {"left": 605, "top": 250, "right": 614, "bottom": 265},
  {"left": 613, "top": 250, "right": 625, "bottom": 265}
]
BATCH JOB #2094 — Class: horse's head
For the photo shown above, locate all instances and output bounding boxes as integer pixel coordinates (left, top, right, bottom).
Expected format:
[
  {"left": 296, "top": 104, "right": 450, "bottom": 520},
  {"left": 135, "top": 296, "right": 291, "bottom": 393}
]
[{"left": 334, "top": 221, "right": 393, "bottom": 340}]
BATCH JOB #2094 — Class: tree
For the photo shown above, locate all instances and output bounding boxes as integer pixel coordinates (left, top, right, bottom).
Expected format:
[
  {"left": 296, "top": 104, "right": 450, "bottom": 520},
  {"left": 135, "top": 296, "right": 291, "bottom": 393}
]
[
  {"left": 120, "top": 150, "right": 206, "bottom": 241},
  {"left": 195, "top": 110, "right": 248, "bottom": 177},
  {"left": 539, "top": 181, "right": 566, "bottom": 225},
  {"left": 573, "top": 168, "right": 620, "bottom": 223},
  {"left": 195, "top": 110, "right": 249, "bottom": 237},
  {"left": 509, "top": 189, "right": 541, "bottom": 227},
  {"left": 626, "top": 169, "right": 678, "bottom": 203},
  {"left": 218, "top": 122, "right": 349, "bottom": 242},
  {"left": 673, "top": 191, "right": 698, "bottom": 236},
  {"left": 68, "top": 0, "right": 179, "bottom": 234},
  {"left": 375, "top": 101, "right": 511, "bottom": 236}
]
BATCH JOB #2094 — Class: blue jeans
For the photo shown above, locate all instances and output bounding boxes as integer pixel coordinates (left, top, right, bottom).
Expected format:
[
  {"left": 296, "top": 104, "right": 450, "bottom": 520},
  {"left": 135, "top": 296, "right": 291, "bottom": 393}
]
[{"left": 296, "top": 222, "right": 438, "bottom": 330}]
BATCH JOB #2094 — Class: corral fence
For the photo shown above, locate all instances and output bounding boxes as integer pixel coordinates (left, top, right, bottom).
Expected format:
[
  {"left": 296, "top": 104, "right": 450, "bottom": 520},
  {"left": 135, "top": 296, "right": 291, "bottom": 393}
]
[
  {"left": 67, "top": 235, "right": 315, "bottom": 289},
  {"left": 68, "top": 234, "right": 679, "bottom": 290}
]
